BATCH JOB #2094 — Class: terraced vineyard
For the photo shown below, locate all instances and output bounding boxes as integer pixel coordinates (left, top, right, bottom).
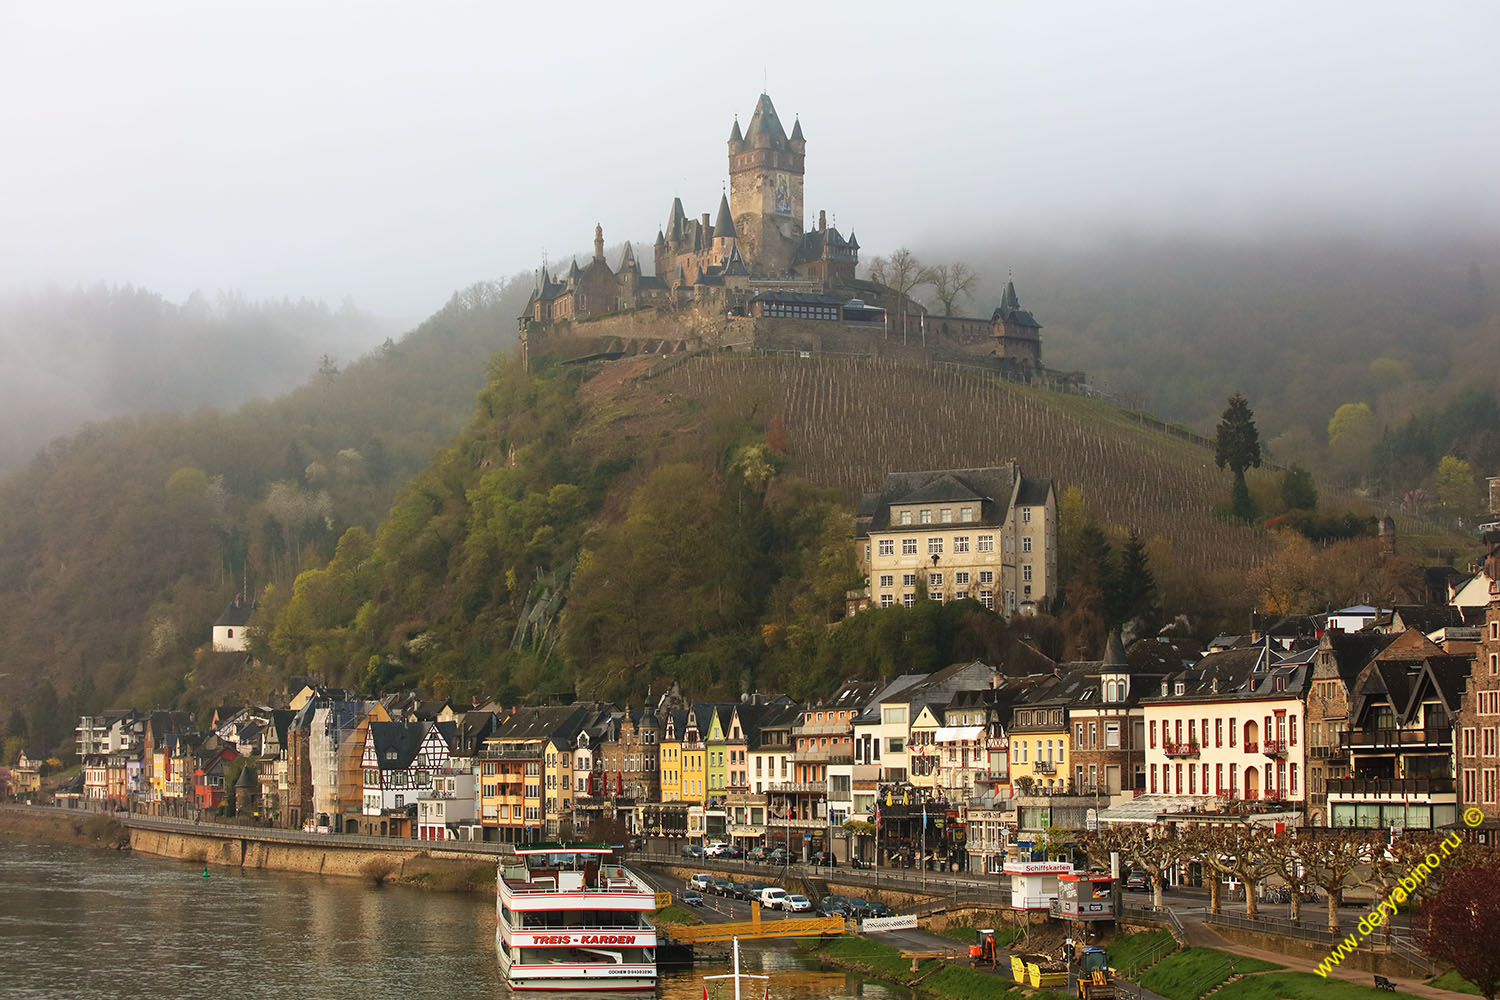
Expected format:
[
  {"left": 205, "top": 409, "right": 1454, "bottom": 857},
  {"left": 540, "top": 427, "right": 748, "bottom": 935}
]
[{"left": 656, "top": 354, "right": 1275, "bottom": 575}]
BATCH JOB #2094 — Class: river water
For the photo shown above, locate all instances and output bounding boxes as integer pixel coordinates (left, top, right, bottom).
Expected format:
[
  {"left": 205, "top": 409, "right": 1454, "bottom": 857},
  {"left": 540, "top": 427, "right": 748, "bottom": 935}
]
[{"left": 0, "top": 840, "right": 908, "bottom": 1000}]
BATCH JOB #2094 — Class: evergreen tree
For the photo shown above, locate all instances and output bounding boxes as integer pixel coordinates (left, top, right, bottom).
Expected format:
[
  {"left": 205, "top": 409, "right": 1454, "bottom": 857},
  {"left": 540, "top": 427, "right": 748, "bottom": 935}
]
[
  {"left": 1115, "top": 529, "right": 1159, "bottom": 629},
  {"left": 1215, "top": 391, "right": 1262, "bottom": 521}
]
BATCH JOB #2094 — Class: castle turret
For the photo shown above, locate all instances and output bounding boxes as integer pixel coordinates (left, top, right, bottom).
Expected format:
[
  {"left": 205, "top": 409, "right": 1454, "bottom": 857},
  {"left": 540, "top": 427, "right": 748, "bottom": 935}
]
[
  {"left": 666, "top": 198, "right": 687, "bottom": 253},
  {"left": 713, "top": 193, "right": 738, "bottom": 264},
  {"left": 593, "top": 223, "right": 604, "bottom": 263},
  {"left": 728, "top": 116, "right": 744, "bottom": 156},
  {"left": 654, "top": 228, "right": 667, "bottom": 280},
  {"left": 789, "top": 116, "right": 805, "bottom": 154}
]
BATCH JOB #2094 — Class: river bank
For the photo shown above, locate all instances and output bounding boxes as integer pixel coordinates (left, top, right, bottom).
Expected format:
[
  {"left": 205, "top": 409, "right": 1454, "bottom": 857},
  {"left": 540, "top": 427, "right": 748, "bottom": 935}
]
[
  {"left": 0, "top": 806, "right": 495, "bottom": 893},
  {"left": 807, "top": 934, "right": 1071, "bottom": 1000}
]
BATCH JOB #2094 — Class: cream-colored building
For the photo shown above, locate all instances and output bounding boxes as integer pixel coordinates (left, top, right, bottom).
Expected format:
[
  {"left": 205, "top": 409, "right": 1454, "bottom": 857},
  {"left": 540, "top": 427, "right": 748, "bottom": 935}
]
[
  {"left": 1141, "top": 646, "right": 1309, "bottom": 808},
  {"left": 855, "top": 465, "right": 1056, "bottom": 616}
]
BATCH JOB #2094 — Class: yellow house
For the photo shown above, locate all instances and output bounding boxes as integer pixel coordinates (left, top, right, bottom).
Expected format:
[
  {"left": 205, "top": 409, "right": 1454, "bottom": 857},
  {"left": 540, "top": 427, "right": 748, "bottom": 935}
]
[
  {"left": 659, "top": 709, "right": 686, "bottom": 804},
  {"left": 544, "top": 737, "right": 574, "bottom": 838},
  {"left": 1009, "top": 675, "right": 1082, "bottom": 794},
  {"left": 680, "top": 706, "right": 709, "bottom": 807}
]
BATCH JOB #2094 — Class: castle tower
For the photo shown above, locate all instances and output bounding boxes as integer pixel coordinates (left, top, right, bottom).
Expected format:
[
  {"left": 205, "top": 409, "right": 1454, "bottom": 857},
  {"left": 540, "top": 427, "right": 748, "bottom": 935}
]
[
  {"left": 593, "top": 223, "right": 605, "bottom": 263},
  {"left": 728, "top": 93, "right": 804, "bottom": 276}
]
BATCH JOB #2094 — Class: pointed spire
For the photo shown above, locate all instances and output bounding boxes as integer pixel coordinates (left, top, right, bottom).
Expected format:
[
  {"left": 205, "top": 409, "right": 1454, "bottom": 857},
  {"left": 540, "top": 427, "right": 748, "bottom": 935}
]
[
  {"left": 594, "top": 223, "right": 604, "bottom": 263},
  {"left": 1105, "top": 628, "right": 1128, "bottom": 668},
  {"left": 744, "top": 92, "right": 788, "bottom": 150},
  {"left": 729, "top": 116, "right": 743, "bottom": 143},
  {"left": 654, "top": 228, "right": 666, "bottom": 247},
  {"left": 1002, "top": 276, "right": 1021, "bottom": 310},
  {"left": 667, "top": 198, "right": 686, "bottom": 242},
  {"left": 714, "top": 193, "right": 736, "bottom": 240},
  {"left": 618, "top": 241, "right": 638, "bottom": 273},
  {"left": 790, "top": 116, "right": 804, "bottom": 142}
]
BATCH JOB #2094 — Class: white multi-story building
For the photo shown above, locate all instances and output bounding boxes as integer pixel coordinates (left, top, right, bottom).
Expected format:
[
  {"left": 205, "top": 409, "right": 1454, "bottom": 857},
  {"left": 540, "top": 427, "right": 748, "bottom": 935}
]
[{"left": 1142, "top": 645, "right": 1309, "bottom": 810}]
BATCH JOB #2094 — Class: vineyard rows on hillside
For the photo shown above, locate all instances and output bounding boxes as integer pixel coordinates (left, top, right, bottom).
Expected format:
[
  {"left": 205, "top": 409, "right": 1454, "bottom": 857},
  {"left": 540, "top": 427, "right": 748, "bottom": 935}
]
[{"left": 656, "top": 355, "right": 1273, "bottom": 575}]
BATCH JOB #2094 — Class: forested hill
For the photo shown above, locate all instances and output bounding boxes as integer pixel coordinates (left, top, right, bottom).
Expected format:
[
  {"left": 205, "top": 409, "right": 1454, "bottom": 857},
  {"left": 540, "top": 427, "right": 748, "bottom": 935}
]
[
  {"left": 0, "top": 279, "right": 528, "bottom": 739},
  {"left": 242, "top": 350, "right": 1293, "bottom": 714}
]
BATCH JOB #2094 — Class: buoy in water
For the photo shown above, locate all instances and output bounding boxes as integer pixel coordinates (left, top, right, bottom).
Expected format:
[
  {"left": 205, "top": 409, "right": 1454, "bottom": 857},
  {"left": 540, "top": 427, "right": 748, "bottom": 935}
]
[{"left": 201, "top": 867, "right": 210, "bottom": 878}]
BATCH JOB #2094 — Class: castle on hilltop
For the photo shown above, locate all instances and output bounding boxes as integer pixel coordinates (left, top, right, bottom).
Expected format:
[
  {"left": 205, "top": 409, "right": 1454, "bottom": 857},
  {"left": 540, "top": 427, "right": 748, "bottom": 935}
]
[{"left": 520, "top": 93, "right": 1045, "bottom": 375}]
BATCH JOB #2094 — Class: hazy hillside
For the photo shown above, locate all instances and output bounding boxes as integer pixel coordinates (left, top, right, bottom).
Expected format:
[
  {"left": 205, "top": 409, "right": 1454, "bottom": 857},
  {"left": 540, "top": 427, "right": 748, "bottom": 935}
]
[
  {"left": 0, "top": 285, "right": 404, "bottom": 472},
  {"left": 918, "top": 234, "right": 1499, "bottom": 483},
  {"left": 0, "top": 278, "right": 528, "bottom": 732}
]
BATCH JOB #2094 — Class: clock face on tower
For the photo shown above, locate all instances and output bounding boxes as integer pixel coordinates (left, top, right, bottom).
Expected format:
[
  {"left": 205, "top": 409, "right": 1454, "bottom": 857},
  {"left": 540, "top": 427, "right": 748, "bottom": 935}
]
[{"left": 772, "top": 172, "right": 792, "bottom": 215}]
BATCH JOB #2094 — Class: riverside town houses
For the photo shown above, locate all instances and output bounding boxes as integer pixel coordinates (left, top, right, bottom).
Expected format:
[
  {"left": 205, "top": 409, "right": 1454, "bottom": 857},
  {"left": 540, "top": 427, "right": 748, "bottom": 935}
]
[{"left": 32, "top": 528, "right": 1500, "bottom": 863}]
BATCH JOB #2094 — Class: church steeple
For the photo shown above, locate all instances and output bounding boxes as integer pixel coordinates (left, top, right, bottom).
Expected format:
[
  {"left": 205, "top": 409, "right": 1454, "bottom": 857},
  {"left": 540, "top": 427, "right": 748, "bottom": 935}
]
[{"left": 593, "top": 223, "right": 604, "bottom": 263}]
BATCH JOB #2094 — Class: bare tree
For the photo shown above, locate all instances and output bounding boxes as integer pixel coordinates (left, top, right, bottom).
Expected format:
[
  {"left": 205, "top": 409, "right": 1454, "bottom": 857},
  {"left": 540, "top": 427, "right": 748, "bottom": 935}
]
[
  {"left": 868, "top": 249, "right": 924, "bottom": 345},
  {"left": 1298, "top": 829, "right": 1380, "bottom": 933},
  {"left": 1092, "top": 822, "right": 1188, "bottom": 911},
  {"left": 922, "top": 262, "right": 979, "bottom": 317}
]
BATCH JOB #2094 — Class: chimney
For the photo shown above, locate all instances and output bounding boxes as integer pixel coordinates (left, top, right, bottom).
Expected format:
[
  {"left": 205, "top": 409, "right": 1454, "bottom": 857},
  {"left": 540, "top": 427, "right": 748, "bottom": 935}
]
[
  {"left": 819, "top": 210, "right": 827, "bottom": 232},
  {"left": 702, "top": 213, "right": 711, "bottom": 235}
]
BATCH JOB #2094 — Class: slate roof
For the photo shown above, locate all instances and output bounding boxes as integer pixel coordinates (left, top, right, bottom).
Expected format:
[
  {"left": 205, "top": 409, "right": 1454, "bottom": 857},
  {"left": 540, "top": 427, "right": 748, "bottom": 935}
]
[
  {"left": 214, "top": 600, "right": 255, "bottom": 628},
  {"left": 743, "top": 93, "right": 789, "bottom": 150},
  {"left": 713, "top": 194, "right": 736, "bottom": 240},
  {"left": 1351, "top": 653, "right": 1468, "bottom": 726},
  {"left": 368, "top": 721, "right": 426, "bottom": 770},
  {"left": 858, "top": 465, "right": 1052, "bottom": 537},
  {"left": 1320, "top": 632, "right": 1397, "bottom": 682},
  {"left": 1144, "top": 645, "right": 1310, "bottom": 703}
]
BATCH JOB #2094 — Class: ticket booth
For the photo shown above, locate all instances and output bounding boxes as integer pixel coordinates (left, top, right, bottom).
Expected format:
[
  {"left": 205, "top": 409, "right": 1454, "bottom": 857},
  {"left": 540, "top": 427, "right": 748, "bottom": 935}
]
[
  {"left": 1004, "top": 860, "right": 1073, "bottom": 911},
  {"left": 1056, "top": 872, "right": 1115, "bottom": 920}
]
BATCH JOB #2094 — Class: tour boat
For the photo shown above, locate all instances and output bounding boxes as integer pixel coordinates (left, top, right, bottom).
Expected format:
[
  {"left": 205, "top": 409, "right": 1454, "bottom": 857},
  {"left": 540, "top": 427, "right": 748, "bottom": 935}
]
[{"left": 496, "top": 842, "right": 657, "bottom": 991}]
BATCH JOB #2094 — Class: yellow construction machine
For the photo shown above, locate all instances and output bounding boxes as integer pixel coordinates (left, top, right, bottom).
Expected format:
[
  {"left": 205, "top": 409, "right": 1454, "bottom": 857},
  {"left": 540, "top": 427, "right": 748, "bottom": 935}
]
[{"left": 1075, "top": 946, "right": 1117, "bottom": 1000}]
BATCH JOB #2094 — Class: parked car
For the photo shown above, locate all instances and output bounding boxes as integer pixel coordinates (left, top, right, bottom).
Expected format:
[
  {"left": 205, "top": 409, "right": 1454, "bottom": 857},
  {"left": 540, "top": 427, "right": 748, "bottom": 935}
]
[
  {"left": 727, "top": 881, "right": 752, "bottom": 900},
  {"left": 681, "top": 844, "right": 704, "bottom": 858},
  {"left": 820, "top": 894, "right": 849, "bottom": 915},
  {"left": 755, "top": 886, "right": 788, "bottom": 909},
  {"left": 721, "top": 845, "right": 745, "bottom": 859},
  {"left": 865, "top": 900, "right": 891, "bottom": 917},
  {"left": 843, "top": 897, "right": 873, "bottom": 918},
  {"left": 743, "top": 880, "right": 768, "bottom": 899},
  {"left": 747, "top": 847, "right": 768, "bottom": 863},
  {"left": 687, "top": 873, "right": 715, "bottom": 891},
  {"left": 783, "top": 894, "right": 812, "bottom": 912},
  {"left": 704, "top": 841, "right": 730, "bottom": 857},
  {"left": 1125, "top": 871, "right": 1150, "bottom": 893},
  {"left": 809, "top": 850, "right": 837, "bottom": 867},
  {"left": 710, "top": 877, "right": 736, "bottom": 896},
  {"left": 766, "top": 848, "right": 789, "bottom": 865},
  {"left": 681, "top": 890, "right": 704, "bottom": 907}
]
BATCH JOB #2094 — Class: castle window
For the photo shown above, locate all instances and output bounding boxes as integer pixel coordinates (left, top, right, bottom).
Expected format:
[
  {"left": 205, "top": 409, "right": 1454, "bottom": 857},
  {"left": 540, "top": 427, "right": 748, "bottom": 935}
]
[
  {"left": 940, "top": 508, "right": 954, "bottom": 523},
  {"left": 920, "top": 509, "right": 933, "bottom": 524},
  {"left": 899, "top": 511, "right": 912, "bottom": 525},
  {"left": 1022, "top": 508, "right": 1032, "bottom": 523},
  {"left": 878, "top": 539, "right": 894, "bottom": 556},
  {"left": 902, "top": 538, "right": 918, "bottom": 555},
  {"left": 960, "top": 507, "right": 973, "bottom": 521},
  {"left": 954, "top": 536, "right": 970, "bottom": 553},
  {"left": 977, "top": 535, "right": 995, "bottom": 553}
]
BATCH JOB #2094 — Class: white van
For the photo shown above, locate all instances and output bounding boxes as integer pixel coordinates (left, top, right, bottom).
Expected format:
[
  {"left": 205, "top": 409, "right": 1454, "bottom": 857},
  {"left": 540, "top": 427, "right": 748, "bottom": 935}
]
[{"left": 756, "top": 886, "right": 787, "bottom": 910}]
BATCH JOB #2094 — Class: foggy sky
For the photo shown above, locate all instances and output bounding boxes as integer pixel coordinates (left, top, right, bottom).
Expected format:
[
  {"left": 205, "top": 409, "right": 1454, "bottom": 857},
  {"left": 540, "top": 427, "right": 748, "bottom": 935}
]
[{"left": 2, "top": 2, "right": 1495, "bottom": 322}]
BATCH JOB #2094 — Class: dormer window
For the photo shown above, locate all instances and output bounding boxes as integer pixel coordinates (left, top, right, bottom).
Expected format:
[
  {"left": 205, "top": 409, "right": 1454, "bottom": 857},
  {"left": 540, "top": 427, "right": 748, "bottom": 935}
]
[
  {"left": 1174, "top": 682, "right": 1186, "bottom": 696},
  {"left": 1275, "top": 676, "right": 1287, "bottom": 692}
]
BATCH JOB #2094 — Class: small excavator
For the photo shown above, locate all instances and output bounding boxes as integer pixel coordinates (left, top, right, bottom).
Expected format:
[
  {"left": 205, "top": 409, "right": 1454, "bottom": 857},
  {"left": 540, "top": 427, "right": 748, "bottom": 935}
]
[
  {"left": 1074, "top": 946, "right": 1117, "bottom": 1000},
  {"left": 968, "top": 928, "right": 998, "bottom": 968}
]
